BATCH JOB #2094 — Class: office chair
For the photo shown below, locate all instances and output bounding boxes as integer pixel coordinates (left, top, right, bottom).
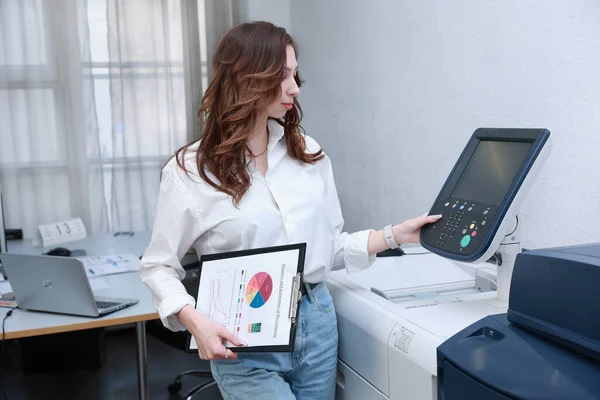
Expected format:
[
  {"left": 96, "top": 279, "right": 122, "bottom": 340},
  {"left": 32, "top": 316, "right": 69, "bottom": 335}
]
[
  {"left": 148, "top": 314, "right": 217, "bottom": 400},
  {"left": 167, "top": 369, "right": 217, "bottom": 399}
]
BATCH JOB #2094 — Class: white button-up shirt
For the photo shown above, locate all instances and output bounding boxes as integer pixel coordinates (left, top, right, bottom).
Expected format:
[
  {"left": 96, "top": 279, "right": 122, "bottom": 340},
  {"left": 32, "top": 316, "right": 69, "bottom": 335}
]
[{"left": 140, "top": 119, "right": 375, "bottom": 331}]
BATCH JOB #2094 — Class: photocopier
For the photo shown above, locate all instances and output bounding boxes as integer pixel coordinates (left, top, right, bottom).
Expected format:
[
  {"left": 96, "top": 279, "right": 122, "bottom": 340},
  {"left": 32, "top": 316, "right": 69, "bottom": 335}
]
[
  {"left": 330, "top": 128, "right": 596, "bottom": 399},
  {"left": 438, "top": 243, "right": 600, "bottom": 399}
]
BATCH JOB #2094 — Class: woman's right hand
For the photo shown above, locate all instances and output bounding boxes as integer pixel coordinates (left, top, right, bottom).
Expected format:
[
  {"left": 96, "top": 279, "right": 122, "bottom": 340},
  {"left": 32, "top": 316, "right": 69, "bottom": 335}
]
[{"left": 177, "top": 304, "right": 246, "bottom": 360}]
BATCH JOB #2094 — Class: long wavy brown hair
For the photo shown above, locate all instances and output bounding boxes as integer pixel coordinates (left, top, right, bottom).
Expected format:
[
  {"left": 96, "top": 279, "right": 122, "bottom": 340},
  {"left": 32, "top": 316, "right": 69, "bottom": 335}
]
[{"left": 174, "top": 21, "right": 324, "bottom": 204}]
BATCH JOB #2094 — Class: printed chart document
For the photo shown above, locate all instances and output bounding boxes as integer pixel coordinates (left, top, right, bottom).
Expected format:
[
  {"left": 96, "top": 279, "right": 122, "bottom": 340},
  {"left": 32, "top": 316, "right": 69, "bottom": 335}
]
[
  {"left": 77, "top": 254, "right": 141, "bottom": 278},
  {"left": 189, "top": 243, "right": 306, "bottom": 352}
]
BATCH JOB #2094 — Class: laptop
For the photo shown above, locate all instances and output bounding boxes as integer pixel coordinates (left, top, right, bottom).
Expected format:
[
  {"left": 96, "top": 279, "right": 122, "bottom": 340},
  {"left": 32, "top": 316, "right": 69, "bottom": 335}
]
[{"left": 0, "top": 253, "right": 139, "bottom": 317}]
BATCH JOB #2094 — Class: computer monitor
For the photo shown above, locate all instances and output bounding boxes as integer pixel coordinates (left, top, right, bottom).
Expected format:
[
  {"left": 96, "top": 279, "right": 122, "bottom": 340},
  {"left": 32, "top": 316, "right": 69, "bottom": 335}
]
[
  {"left": 0, "top": 192, "right": 6, "bottom": 279},
  {"left": 420, "top": 128, "right": 552, "bottom": 263},
  {"left": 0, "top": 192, "right": 6, "bottom": 254}
]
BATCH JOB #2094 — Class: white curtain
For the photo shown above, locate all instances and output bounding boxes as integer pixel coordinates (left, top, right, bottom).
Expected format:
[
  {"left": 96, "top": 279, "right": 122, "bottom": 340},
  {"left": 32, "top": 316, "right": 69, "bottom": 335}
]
[{"left": 0, "top": 0, "right": 234, "bottom": 239}]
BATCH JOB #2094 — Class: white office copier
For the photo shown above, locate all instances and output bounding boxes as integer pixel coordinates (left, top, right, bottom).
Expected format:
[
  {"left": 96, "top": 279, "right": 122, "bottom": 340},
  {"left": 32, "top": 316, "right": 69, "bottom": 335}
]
[
  {"left": 329, "top": 128, "right": 553, "bottom": 399},
  {"left": 329, "top": 253, "right": 502, "bottom": 399}
]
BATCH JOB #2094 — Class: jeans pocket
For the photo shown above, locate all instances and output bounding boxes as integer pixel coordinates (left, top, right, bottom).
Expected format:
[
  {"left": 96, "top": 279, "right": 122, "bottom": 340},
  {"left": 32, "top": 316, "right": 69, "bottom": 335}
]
[{"left": 312, "top": 283, "right": 335, "bottom": 312}]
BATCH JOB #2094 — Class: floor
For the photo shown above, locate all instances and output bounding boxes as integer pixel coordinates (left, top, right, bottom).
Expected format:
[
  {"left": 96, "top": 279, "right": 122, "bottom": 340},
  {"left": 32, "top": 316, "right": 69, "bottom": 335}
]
[{"left": 1, "top": 325, "right": 224, "bottom": 400}]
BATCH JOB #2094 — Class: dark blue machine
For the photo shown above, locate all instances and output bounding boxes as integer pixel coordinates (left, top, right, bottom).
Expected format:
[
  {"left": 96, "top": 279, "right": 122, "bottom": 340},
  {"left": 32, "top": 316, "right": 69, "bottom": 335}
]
[
  {"left": 508, "top": 243, "right": 600, "bottom": 361},
  {"left": 437, "top": 244, "right": 600, "bottom": 400}
]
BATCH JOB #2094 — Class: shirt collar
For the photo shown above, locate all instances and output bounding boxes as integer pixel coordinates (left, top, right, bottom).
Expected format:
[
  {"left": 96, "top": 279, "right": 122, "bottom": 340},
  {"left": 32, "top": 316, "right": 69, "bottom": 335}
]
[{"left": 268, "top": 119, "right": 285, "bottom": 146}]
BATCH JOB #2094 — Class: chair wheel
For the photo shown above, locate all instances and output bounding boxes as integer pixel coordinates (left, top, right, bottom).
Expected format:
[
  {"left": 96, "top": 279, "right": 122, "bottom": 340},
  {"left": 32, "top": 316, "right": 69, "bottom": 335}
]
[{"left": 168, "top": 381, "right": 182, "bottom": 394}]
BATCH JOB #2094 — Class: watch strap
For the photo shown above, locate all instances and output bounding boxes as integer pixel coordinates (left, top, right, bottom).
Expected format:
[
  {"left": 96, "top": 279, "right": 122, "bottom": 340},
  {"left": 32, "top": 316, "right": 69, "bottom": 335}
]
[{"left": 384, "top": 224, "right": 400, "bottom": 250}]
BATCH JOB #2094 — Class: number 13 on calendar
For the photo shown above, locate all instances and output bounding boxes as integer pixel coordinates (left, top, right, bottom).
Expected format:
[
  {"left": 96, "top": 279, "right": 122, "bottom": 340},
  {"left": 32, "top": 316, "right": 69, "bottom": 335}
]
[{"left": 33, "top": 218, "right": 87, "bottom": 248}]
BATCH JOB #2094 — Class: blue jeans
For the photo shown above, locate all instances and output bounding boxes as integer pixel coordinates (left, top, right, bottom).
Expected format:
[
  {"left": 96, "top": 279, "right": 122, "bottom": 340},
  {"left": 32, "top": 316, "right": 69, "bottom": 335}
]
[{"left": 211, "top": 282, "right": 338, "bottom": 400}]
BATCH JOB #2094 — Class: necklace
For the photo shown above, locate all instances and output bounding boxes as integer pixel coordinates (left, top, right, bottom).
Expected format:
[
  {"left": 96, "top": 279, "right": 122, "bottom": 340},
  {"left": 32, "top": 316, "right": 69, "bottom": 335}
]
[
  {"left": 251, "top": 145, "right": 268, "bottom": 158},
  {"left": 250, "top": 127, "right": 269, "bottom": 157}
]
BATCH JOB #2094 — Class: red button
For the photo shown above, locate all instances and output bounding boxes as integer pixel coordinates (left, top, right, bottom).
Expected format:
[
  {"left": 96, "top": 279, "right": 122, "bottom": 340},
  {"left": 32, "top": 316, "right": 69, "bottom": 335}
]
[{"left": 471, "top": 231, "right": 477, "bottom": 237}]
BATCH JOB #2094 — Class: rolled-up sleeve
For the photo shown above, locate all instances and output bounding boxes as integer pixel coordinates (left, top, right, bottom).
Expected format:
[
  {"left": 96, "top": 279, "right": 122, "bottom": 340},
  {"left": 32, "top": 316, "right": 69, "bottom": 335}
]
[
  {"left": 320, "top": 154, "right": 376, "bottom": 274},
  {"left": 140, "top": 165, "right": 205, "bottom": 331}
]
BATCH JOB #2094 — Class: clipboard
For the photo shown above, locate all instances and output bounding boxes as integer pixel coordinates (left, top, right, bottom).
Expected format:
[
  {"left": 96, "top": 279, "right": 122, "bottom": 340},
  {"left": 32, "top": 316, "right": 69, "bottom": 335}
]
[{"left": 188, "top": 243, "right": 306, "bottom": 353}]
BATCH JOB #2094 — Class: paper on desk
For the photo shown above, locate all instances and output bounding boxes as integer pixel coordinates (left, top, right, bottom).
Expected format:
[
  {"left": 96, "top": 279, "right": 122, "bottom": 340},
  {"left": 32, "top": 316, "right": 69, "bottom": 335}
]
[
  {"left": 78, "top": 253, "right": 141, "bottom": 278},
  {"left": 0, "top": 281, "right": 16, "bottom": 308},
  {"left": 0, "top": 280, "right": 12, "bottom": 296}
]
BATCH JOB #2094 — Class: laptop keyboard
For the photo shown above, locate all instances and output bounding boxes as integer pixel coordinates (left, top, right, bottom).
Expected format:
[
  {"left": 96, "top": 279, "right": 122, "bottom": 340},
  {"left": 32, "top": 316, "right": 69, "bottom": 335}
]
[{"left": 96, "top": 300, "right": 121, "bottom": 309}]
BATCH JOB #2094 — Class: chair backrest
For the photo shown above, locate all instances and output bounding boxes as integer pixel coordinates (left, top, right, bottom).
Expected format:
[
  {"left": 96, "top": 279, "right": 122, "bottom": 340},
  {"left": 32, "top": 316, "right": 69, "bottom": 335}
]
[{"left": 147, "top": 266, "right": 199, "bottom": 352}]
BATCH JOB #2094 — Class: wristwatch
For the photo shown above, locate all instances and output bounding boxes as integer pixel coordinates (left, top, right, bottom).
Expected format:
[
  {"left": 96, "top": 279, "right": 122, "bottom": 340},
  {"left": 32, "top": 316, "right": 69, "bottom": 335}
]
[{"left": 384, "top": 224, "right": 400, "bottom": 249}]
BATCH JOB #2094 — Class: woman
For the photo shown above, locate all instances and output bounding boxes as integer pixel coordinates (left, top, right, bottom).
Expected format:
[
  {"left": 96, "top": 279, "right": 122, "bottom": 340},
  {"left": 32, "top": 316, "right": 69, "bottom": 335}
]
[{"left": 141, "top": 21, "right": 441, "bottom": 399}]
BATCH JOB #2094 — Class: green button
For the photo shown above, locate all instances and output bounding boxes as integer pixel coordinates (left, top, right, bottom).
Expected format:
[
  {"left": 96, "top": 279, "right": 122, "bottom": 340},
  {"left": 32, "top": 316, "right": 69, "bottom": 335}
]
[{"left": 460, "top": 235, "right": 471, "bottom": 248}]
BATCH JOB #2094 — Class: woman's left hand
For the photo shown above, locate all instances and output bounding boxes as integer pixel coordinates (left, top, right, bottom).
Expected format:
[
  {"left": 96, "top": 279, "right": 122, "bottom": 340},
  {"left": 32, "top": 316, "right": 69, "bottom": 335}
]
[{"left": 392, "top": 213, "right": 442, "bottom": 244}]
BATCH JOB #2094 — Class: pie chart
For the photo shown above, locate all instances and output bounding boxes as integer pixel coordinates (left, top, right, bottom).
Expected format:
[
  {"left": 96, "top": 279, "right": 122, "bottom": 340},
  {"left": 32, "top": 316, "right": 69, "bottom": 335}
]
[{"left": 245, "top": 272, "right": 273, "bottom": 308}]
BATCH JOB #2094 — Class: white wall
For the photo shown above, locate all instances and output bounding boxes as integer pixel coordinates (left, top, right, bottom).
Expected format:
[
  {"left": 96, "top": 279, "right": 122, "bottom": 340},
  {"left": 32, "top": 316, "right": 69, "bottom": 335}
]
[
  {"left": 286, "top": 0, "right": 600, "bottom": 249},
  {"left": 236, "top": 0, "right": 291, "bottom": 32}
]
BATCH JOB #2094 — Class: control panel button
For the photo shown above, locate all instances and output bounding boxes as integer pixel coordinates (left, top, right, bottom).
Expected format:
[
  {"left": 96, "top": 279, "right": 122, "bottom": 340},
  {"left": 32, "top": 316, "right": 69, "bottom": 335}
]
[
  {"left": 481, "top": 220, "right": 487, "bottom": 226},
  {"left": 469, "top": 223, "right": 475, "bottom": 229},
  {"left": 471, "top": 231, "right": 477, "bottom": 237},
  {"left": 460, "top": 235, "right": 471, "bottom": 248},
  {"left": 483, "top": 210, "right": 489, "bottom": 215}
]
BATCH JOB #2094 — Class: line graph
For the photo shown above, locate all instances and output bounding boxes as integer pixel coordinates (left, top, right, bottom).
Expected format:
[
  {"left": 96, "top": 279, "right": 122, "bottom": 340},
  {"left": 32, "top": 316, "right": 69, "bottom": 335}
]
[{"left": 205, "top": 275, "right": 227, "bottom": 321}]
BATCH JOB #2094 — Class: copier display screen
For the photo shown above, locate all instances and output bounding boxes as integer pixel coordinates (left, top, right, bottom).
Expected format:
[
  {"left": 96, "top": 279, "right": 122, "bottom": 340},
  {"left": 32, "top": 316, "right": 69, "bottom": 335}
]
[{"left": 451, "top": 141, "right": 532, "bottom": 206}]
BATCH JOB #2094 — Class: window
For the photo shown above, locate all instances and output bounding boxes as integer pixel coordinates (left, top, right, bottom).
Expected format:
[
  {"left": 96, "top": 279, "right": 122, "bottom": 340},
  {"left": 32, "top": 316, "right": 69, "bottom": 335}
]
[
  {"left": 86, "top": 0, "right": 189, "bottom": 161},
  {"left": 0, "top": 0, "right": 65, "bottom": 167},
  {"left": 0, "top": 0, "right": 210, "bottom": 234}
]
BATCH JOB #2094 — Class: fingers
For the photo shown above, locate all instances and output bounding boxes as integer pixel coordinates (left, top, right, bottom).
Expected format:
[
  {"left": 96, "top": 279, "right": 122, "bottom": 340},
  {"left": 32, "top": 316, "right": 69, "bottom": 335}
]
[
  {"left": 220, "top": 326, "right": 247, "bottom": 347},
  {"left": 194, "top": 323, "right": 249, "bottom": 361},
  {"left": 197, "top": 342, "right": 238, "bottom": 361},
  {"left": 409, "top": 214, "right": 440, "bottom": 228},
  {"left": 422, "top": 213, "right": 442, "bottom": 223},
  {"left": 223, "top": 348, "right": 238, "bottom": 360}
]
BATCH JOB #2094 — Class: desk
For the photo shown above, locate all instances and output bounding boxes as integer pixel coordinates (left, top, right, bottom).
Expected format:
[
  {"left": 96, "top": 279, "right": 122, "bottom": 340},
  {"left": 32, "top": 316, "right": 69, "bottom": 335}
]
[
  {"left": 1, "top": 232, "right": 157, "bottom": 400},
  {"left": 7, "top": 232, "right": 152, "bottom": 257}
]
